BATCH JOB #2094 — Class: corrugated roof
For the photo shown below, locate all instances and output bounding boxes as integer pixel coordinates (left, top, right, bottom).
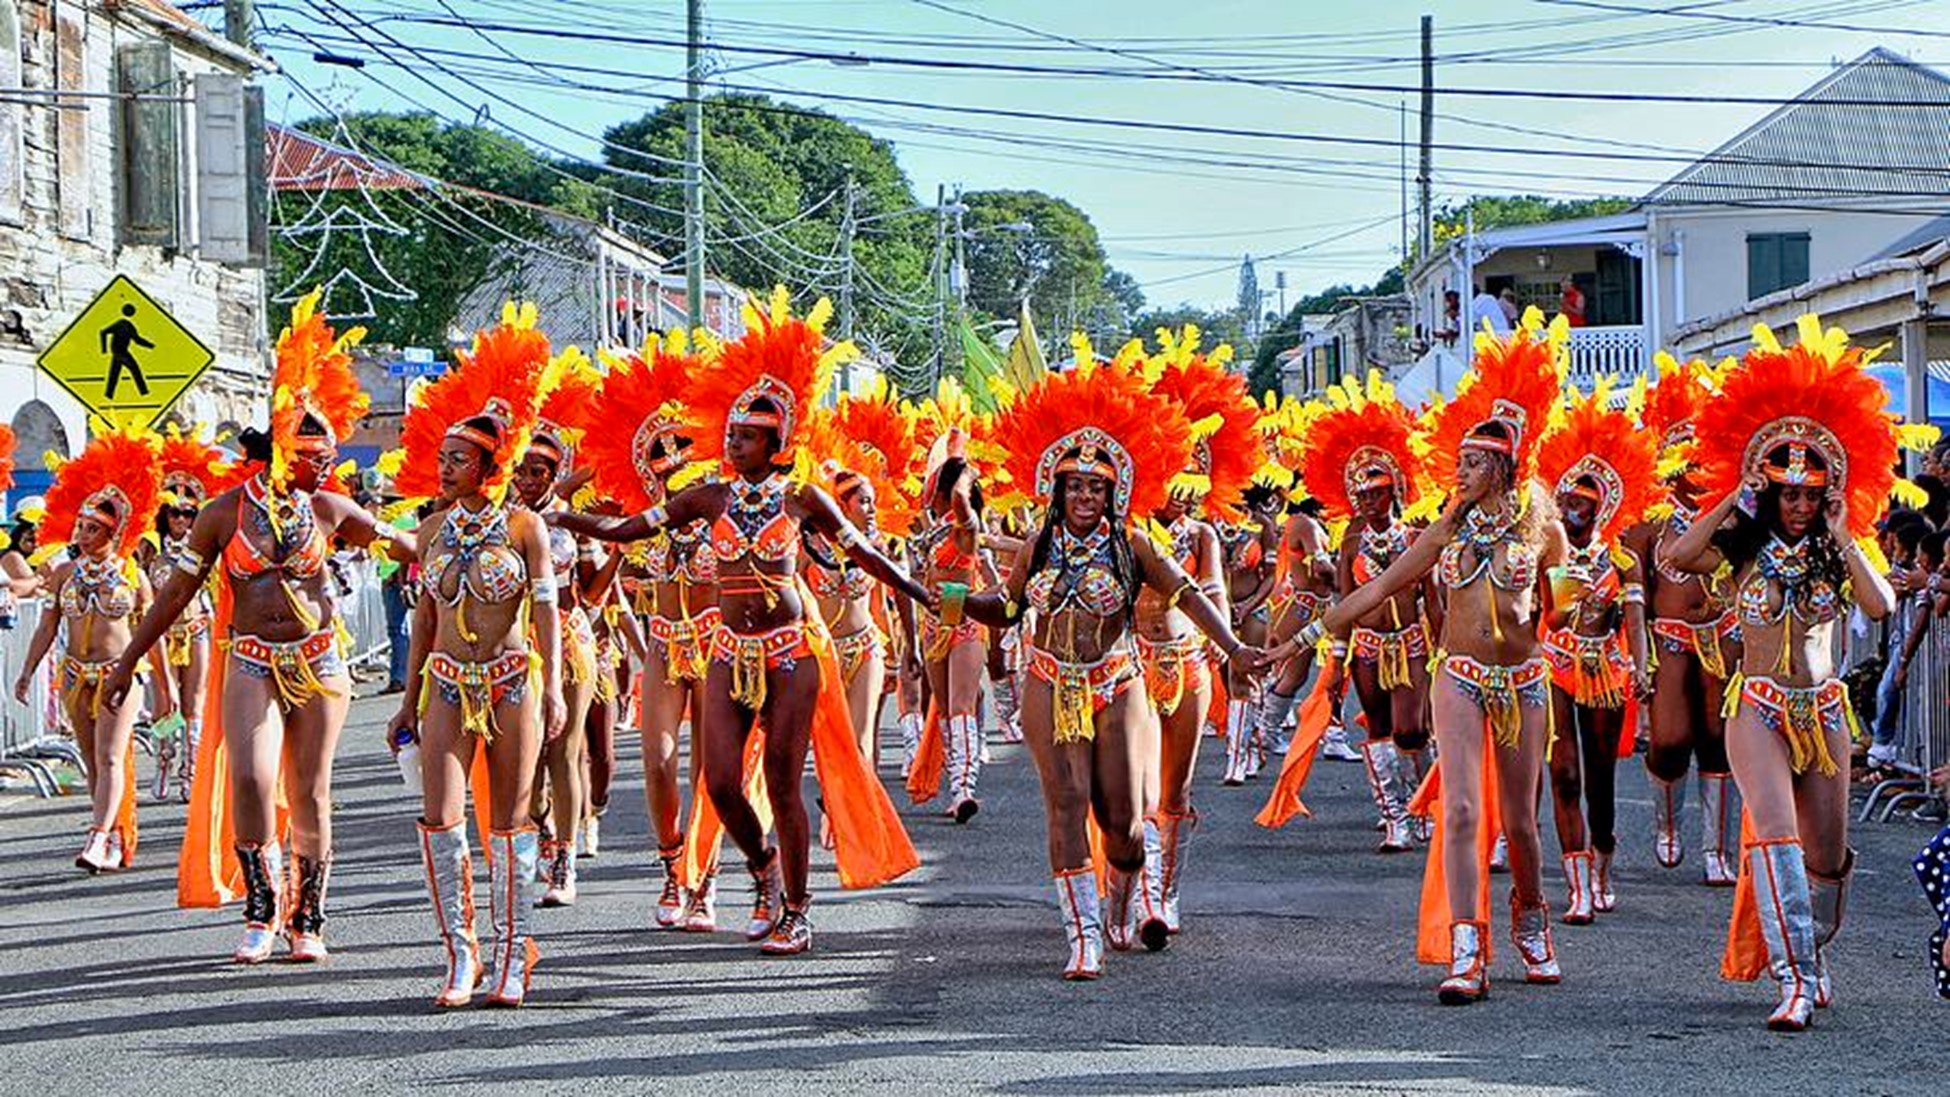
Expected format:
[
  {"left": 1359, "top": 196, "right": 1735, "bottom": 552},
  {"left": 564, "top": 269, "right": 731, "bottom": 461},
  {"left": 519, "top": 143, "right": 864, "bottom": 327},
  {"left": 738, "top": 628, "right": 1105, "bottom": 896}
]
[
  {"left": 1869, "top": 211, "right": 1950, "bottom": 260},
  {"left": 1643, "top": 48, "right": 1950, "bottom": 208},
  {"left": 267, "top": 124, "right": 428, "bottom": 191}
]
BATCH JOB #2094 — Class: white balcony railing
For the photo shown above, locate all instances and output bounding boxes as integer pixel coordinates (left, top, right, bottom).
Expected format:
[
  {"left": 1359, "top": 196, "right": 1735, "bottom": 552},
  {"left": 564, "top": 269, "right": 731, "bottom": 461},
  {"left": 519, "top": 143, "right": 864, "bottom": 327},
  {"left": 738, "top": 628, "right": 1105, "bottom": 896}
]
[{"left": 1566, "top": 324, "right": 1648, "bottom": 387}]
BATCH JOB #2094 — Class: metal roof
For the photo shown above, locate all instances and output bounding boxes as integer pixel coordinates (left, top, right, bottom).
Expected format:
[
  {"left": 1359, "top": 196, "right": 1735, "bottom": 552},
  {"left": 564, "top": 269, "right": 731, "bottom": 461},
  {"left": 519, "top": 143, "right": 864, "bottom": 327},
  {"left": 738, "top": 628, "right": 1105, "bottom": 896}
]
[{"left": 1642, "top": 48, "right": 1950, "bottom": 208}]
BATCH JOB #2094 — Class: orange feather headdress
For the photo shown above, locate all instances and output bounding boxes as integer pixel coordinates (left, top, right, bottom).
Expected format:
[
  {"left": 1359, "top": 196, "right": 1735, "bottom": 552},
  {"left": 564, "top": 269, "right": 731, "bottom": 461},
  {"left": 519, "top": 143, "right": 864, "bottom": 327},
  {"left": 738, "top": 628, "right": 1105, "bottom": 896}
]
[
  {"left": 1641, "top": 351, "right": 1719, "bottom": 479},
  {"left": 528, "top": 349, "right": 602, "bottom": 475},
  {"left": 1417, "top": 308, "right": 1568, "bottom": 491},
  {"left": 581, "top": 330, "right": 713, "bottom": 514},
  {"left": 992, "top": 342, "right": 1192, "bottom": 522},
  {"left": 0, "top": 423, "right": 15, "bottom": 497},
  {"left": 157, "top": 424, "right": 243, "bottom": 509},
  {"left": 1292, "top": 370, "right": 1426, "bottom": 524},
  {"left": 41, "top": 424, "right": 163, "bottom": 559},
  {"left": 270, "top": 290, "right": 370, "bottom": 490},
  {"left": 1693, "top": 314, "right": 1903, "bottom": 542},
  {"left": 393, "top": 302, "right": 551, "bottom": 502},
  {"left": 1535, "top": 380, "right": 1665, "bottom": 545},
  {"left": 811, "top": 377, "right": 924, "bottom": 536},
  {"left": 687, "top": 287, "right": 857, "bottom": 474},
  {"left": 1148, "top": 326, "right": 1263, "bottom": 523}
]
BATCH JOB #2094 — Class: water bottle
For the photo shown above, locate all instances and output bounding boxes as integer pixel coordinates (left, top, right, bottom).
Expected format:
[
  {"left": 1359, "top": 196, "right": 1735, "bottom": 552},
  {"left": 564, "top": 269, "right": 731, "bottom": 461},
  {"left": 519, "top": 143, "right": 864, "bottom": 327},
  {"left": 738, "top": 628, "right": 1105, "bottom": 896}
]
[{"left": 391, "top": 725, "right": 422, "bottom": 794}]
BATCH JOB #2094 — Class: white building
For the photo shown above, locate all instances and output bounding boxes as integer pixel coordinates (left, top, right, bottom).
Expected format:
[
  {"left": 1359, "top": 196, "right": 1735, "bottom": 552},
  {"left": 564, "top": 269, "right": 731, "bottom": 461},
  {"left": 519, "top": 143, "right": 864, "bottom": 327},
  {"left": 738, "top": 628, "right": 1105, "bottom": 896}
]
[
  {"left": 1, "top": 0, "right": 273, "bottom": 503},
  {"left": 1403, "top": 48, "right": 1950, "bottom": 397}
]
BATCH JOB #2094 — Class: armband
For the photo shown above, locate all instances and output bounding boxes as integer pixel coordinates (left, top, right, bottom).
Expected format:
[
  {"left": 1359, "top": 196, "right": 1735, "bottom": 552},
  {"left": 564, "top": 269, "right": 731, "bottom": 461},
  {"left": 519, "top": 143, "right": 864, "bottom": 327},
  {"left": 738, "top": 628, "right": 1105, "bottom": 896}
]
[
  {"left": 576, "top": 540, "right": 597, "bottom": 562},
  {"left": 1166, "top": 580, "right": 1196, "bottom": 610},
  {"left": 639, "top": 505, "right": 669, "bottom": 531},
  {"left": 531, "top": 573, "right": 559, "bottom": 605},
  {"left": 1622, "top": 583, "right": 1645, "bottom": 605},
  {"left": 1329, "top": 640, "right": 1350, "bottom": 660},
  {"left": 1295, "top": 620, "right": 1327, "bottom": 651},
  {"left": 173, "top": 551, "right": 207, "bottom": 578},
  {"left": 835, "top": 520, "right": 867, "bottom": 551}
]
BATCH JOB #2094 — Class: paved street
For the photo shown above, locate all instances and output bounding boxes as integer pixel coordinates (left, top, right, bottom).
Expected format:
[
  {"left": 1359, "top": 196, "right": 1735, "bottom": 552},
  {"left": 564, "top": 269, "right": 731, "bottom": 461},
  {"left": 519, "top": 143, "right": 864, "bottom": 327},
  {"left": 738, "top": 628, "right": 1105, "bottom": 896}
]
[{"left": 1, "top": 688, "right": 1943, "bottom": 1095}]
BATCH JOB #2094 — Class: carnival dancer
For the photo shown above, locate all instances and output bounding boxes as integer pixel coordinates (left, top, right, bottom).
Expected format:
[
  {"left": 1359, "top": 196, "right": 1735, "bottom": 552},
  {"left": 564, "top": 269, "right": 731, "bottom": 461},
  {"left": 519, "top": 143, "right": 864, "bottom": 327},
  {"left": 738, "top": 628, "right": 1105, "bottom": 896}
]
[
  {"left": 139, "top": 427, "right": 239, "bottom": 803},
  {"left": 907, "top": 417, "right": 994, "bottom": 822},
  {"left": 1140, "top": 328, "right": 1263, "bottom": 933},
  {"left": 1251, "top": 480, "right": 1342, "bottom": 781},
  {"left": 108, "top": 294, "right": 411, "bottom": 965},
  {"left": 1301, "top": 310, "right": 1571, "bottom": 1004},
  {"left": 1535, "top": 382, "right": 1660, "bottom": 922},
  {"left": 1663, "top": 315, "right": 1903, "bottom": 1031},
  {"left": 512, "top": 355, "right": 611, "bottom": 907},
  {"left": 1216, "top": 482, "right": 1279, "bottom": 744},
  {"left": 804, "top": 385, "right": 923, "bottom": 837},
  {"left": 962, "top": 344, "right": 1265, "bottom": 977},
  {"left": 580, "top": 331, "right": 722, "bottom": 930},
  {"left": 556, "top": 291, "right": 923, "bottom": 956},
  {"left": 1297, "top": 372, "right": 1436, "bottom": 853},
  {"left": 1623, "top": 355, "right": 1744, "bottom": 886},
  {"left": 384, "top": 302, "right": 565, "bottom": 1008},
  {"left": 15, "top": 426, "right": 167, "bottom": 873}
]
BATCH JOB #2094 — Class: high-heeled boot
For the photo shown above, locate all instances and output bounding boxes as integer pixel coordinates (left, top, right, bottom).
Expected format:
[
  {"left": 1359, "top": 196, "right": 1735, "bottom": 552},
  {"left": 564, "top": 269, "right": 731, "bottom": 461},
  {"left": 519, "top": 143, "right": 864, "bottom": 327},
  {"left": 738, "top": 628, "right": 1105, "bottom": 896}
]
[
  {"left": 1750, "top": 839, "right": 1819, "bottom": 1031},
  {"left": 1648, "top": 770, "right": 1686, "bottom": 868},
  {"left": 1136, "top": 819, "right": 1170, "bottom": 952},
  {"left": 1511, "top": 893, "right": 1563, "bottom": 984},
  {"left": 233, "top": 840, "right": 284, "bottom": 965},
  {"left": 745, "top": 848, "right": 783, "bottom": 941},
  {"left": 1399, "top": 747, "right": 1434, "bottom": 841},
  {"left": 418, "top": 821, "right": 480, "bottom": 1008},
  {"left": 177, "top": 718, "right": 201, "bottom": 804},
  {"left": 1592, "top": 848, "right": 1618, "bottom": 913},
  {"left": 1360, "top": 738, "right": 1413, "bottom": 852},
  {"left": 898, "top": 710, "right": 923, "bottom": 779},
  {"left": 537, "top": 837, "right": 578, "bottom": 907},
  {"left": 1155, "top": 808, "right": 1194, "bottom": 935},
  {"left": 680, "top": 872, "right": 719, "bottom": 932},
  {"left": 286, "top": 851, "right": 333, "bottom": 962},
  {"left": 1104, "top": 864, "right": 1140, "bottom": 952},
  {"left": 1053, "top": 868, "right": 1103, "bottom": 980},
  {"left": 1561, "top": 851, "right": 1595, "bottom": 926},
  {"left": 483, "top": 827, "right": 540, "bottom": 1007},
  {"left": 1808, "top": 847, "right": 1853, "bottom": 1009},
  {"left": 1699, "top": 772, "right": 1739, "bottom": 886},
  {"left": 1221, "top": 698, "right": 1252, "bottom": 786},
  {"left": 992, "top": 674, "right": 1023, "bottom": 743},
  {"left": 1437, "top": 920, "right": 1488, "bottom": 1004},
  {"left": 947, "top": 714, "right": 982, "bottom": 823}
]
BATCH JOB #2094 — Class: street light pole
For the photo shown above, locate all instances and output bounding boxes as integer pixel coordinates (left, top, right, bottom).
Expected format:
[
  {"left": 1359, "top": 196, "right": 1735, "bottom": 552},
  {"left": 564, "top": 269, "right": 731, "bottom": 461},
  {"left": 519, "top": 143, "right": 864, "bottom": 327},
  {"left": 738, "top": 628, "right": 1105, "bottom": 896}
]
[
  {"left": 837, "top": 164, "right": 857, "bottom": 396},
  {"left": 684, "top": 0, "right": 705, "bottom": 333}
]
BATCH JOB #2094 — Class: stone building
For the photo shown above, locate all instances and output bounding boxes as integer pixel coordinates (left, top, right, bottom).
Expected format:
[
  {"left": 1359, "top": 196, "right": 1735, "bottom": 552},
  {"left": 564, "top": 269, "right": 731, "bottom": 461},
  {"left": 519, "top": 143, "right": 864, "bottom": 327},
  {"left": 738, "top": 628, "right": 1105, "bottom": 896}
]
[{"left": 0, "top": 0, "right": 271, "bottom": 504}]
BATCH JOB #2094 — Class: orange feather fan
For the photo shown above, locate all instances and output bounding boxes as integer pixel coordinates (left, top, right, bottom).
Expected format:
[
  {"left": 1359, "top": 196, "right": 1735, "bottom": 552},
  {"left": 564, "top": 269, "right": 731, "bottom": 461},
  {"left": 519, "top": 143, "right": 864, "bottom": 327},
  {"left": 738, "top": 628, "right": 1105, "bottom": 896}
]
[
  {"left": 42, "top": 426, "right": 163, "bottom": 559},
  {"left": 1693, "top": 314, "right": 1899, "bottom": 542},
  {"left": 1292, "top": 371, "right": 1425, "bottom": 524},
  {"left": 270, "top": 290, "right": 370, "bottom": 488},
  {"left": 686, "top": 288, "right": 856, "bottom": 472},
  {"left": 157, "top": 425, "right": 243, "bottom": 508},
  {"left": 582, "top": 332, "right": 708, "bottom": 513},
  {"left": 0, "top": 423, "right": 15, "bottom": 496},
  {"left": 1534, "top": 382, "right": 1665, "bottom": 545},
  {"left": 1148, "top": 328, "right": 1263, "bottom": 523},
  {"left": 393, "top": 302, "right": 551, "bottom": 501},
  {"left": 993, "top": 356, "right": 1193, "bottom": 522},
  {"left": 1642, "top": 351, "right": 1717, "bottom": 461},
  {"left": 1416, "top": 310, "right": 1567, "bottom": 491},
  {"left": 818, "top": 381, "right": 923, "bottom": 536}
]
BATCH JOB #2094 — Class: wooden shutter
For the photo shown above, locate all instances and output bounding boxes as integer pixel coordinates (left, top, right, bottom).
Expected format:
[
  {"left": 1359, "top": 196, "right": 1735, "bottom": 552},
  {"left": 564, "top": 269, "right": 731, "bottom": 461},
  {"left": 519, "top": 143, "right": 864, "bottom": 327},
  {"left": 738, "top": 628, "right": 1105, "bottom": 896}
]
[
  {"left": 1780, "top": 232, "right": 1810, "bottom": 290},
  {"left": 55, "top": 1, "right": 90, "bottom": 240},
  {"left": 1746, "top": 235, "right": 1779, "bottom": 300},
  {"left": 117, "top": 40, "right": 179, "bottom": 247},
  {"left": 193, "top": 73, "right": 265, "bottom": 265}
]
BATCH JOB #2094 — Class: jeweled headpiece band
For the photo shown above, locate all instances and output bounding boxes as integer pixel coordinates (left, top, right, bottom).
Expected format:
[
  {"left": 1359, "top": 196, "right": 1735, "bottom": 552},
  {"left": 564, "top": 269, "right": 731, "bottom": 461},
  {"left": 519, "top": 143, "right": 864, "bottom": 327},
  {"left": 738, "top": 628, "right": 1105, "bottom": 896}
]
[
  {"left": 161, "top": 473, "right": 206, "bottom": 506},
  {"left": 727, "top": 375, "right": 796, "bottom": 448},
  {"left": 1459, "top": 398, "right": 1527, "bottom": 457},
  {"left": 530, "top": 418, "right": 572, "bottom": 470},
  {"left": 1345, "top": 445, "right": 1401, "bottom": 497},
  {"left": 1036, "top": 426, "right": 1135, "bottom": 506},
  {"left": 447, "top": 396, "right": 513, "bottom": 454},
  {"left": 1558, "top": 454, "right": 1623, "bottom": 533},
  {"left": 1745, "top": 416, "right": 1842, "bottom": 490},
  {"left": 83, "top": 486, "right": 130, "bottom": 537}
]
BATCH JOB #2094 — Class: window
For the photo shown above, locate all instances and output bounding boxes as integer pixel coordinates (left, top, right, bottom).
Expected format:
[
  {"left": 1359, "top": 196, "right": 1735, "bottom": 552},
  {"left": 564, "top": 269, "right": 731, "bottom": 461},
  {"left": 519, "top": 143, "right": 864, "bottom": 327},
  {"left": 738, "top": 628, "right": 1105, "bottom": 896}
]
[{"left": 1747, "top": 232, "right": 1811, "bottom": 299}]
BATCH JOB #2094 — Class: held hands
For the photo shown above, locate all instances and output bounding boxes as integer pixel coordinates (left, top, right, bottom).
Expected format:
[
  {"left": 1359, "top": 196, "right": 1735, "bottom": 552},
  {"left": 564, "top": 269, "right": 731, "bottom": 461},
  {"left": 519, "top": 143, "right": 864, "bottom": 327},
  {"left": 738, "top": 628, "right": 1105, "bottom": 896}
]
[
  {"left": 1633, "top": 667, "right": 1654, "bottom": 701},
  {"left": 1227, "top": 645, "right": 1274, "bottom": 679},
  {"left": 99, "top": 665, "right": 135, "bottom": 715}
]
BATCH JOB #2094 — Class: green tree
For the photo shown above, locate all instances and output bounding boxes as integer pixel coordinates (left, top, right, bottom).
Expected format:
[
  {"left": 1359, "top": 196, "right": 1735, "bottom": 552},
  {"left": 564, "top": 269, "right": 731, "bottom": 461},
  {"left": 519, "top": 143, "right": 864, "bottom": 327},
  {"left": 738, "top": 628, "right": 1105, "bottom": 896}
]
[
  {"left": 273, "top": 112, "right": 600, "bottom": 349},
  {"left": 1429, "top": 195, "right": 1633, "bottom": 253},
  {"left": 960, "top": 189, "right": 1139, "bottom": 347},
  {"left": 600, "top": 93, "right": 934, "bottom": 360},
  {"left": 1127, "top": 304, "right": 1247, "bottom": 354}
]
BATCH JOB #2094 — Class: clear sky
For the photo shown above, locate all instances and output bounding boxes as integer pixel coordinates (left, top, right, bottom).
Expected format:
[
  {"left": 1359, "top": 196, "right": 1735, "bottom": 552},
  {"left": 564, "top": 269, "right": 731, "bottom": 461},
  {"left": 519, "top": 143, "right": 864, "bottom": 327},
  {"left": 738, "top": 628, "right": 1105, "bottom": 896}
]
[{"left": 261, "top": 0, "right": 1950, "bottom": 314}]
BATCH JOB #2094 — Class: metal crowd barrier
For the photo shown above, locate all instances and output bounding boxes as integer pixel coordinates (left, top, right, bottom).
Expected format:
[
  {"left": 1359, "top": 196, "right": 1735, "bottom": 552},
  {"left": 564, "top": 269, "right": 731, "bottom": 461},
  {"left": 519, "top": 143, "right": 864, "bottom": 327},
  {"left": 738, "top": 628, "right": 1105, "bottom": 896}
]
[
  {"left": 1861, "top": 600, "right": 1950, "bottom": 823},
  {"left": 332, "top": 553, "right": 393, "bottom": 676},
  {"left": 0, "top": 601, "right": 72, "bottom": 797}
]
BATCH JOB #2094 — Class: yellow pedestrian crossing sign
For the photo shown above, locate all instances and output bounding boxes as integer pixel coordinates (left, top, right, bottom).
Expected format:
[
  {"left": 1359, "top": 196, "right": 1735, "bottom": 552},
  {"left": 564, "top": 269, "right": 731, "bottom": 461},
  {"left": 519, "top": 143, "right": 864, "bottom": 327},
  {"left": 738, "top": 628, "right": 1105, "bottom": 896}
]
[{"left": 36, "top": 275, "right": 217, "bottom": 430}]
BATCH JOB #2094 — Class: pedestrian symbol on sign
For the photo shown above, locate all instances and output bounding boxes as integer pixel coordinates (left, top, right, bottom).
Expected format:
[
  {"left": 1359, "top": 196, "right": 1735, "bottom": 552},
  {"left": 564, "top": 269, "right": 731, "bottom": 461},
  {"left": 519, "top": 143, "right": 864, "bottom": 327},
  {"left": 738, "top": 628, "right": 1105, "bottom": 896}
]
[
  {"left": 35, "top": 275, "right": 216, "bottom": 430},
  {"left": 100, "top": 305, "right": 156, "bottom": 399}
]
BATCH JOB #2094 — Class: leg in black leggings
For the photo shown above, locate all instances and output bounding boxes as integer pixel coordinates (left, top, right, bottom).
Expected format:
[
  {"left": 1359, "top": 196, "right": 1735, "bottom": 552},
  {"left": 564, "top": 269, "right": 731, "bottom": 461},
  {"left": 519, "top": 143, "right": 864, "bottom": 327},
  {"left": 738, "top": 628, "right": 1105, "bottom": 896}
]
[{"left": 1579, "top": 703, "right": 1622, "bottom": 856}]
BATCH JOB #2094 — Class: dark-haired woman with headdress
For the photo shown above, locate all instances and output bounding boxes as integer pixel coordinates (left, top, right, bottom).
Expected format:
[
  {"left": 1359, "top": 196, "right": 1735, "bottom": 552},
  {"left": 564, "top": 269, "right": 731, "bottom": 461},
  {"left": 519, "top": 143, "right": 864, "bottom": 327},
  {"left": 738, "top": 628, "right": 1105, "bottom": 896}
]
[
  {"left": 964, "top": 343, "right": 1265, "bottom": 979},
  {"left": 1304, "top": 313, "right": 1571, "bottom": 1005},
  {"left": 107, "top": 293, "right": 414, "bottom": 966},
  {"left": 1663, "top": 315, "right": 1904, "bottom": 1031}
]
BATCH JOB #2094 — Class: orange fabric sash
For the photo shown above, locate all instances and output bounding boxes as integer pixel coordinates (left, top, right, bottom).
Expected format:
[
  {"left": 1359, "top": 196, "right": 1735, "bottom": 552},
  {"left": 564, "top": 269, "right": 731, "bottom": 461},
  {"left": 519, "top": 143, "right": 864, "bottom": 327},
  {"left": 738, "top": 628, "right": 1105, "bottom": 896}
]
[
  {"left": 1410, "top": 732, "right": 1505, "bottom": 965},
  {"left": 680, "top": 729, "right": 770, "bottom": 887},
  {"left": 1255, "top": 655, "right": 1341, "bottom": 828},
  {"left": 177, "top": 579, "right": 292, "bottom": 908},
  {"left": 804, "top": 595, "right": 919, "bottom": 888},
  {"left": 1721, "top": 812, "right": 1769, "bottom": 982},
  {"left": 115, "top": 737, "right": 139, "bottom": 864},
  {"left": 906, "top": 702, "right": 946, "bottom": 804}
]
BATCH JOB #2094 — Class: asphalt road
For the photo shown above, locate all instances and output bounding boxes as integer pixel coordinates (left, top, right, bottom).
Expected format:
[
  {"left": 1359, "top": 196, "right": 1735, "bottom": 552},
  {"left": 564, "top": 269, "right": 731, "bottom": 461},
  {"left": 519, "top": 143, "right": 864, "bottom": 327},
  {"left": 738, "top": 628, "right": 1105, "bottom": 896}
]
[{"left": 1, "top": 688, "right": 1944, "bottom": 1095}]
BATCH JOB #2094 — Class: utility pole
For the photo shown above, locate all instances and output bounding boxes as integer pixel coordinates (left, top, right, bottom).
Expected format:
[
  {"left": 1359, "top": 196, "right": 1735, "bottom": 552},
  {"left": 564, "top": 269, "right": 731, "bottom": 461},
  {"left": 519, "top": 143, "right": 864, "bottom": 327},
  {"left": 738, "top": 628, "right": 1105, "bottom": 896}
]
[
  {"left": 1416, "top": 14, "right": 1434, "bottom": 263},
  {"left": 684, "top": 0, "right": 706, "bottom": 333},
  {"left": 947, "top": 186, "right": 967, "bottom": 387},
  {"left": 930, "top": 182, "right": 948, "bottom": 389},
  {"left": 836, "top": 165, "right": 857, "bottom": 396},
  {"left": 223, "top": 0, "right": 254, "bottom": 48}
]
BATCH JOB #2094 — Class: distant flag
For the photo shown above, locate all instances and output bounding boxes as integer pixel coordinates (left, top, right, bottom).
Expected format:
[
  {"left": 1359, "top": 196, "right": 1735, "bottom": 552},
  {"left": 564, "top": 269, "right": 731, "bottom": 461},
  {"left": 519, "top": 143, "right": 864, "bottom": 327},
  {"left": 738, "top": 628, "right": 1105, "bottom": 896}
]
[
  {"left": 959, "top": 316, "right": 1006, "bottom": 413},
  {"left": 1002, "top": 300, "right": 1047, "bottom": 390}
]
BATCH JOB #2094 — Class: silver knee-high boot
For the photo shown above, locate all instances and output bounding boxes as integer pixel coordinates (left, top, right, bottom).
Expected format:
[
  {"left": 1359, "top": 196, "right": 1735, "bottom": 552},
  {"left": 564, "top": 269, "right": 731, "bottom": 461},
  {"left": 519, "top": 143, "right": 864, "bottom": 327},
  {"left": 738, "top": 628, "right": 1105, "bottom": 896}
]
[
  {"left": 484, "top": 827, "right": 540, "bottom": 1007},
  {"left": 1750, "top": 839, "right": 1820, "bottom": 1031},
  {"left": 418, "top": 820, "right": 480, "bottom": 1008}
]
